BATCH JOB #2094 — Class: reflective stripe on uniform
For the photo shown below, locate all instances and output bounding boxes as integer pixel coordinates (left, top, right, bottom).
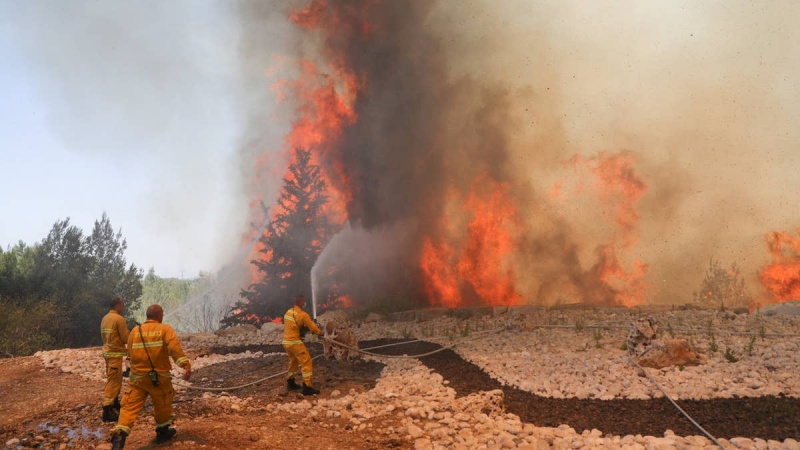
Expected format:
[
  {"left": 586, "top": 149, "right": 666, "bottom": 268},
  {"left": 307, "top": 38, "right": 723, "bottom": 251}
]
[
  {"left": 131, "top": 341, "right": 163, "bottom": 349},
  {"left": 175, "top": 356, "right": 189, "bottom": 366},
  {"left": 284, "top": 314, "right": 297, "bottom": 324},
  {"left": 112, "top": 425, "right": 131, "bottom": 435},
  {"left": 282, "top": 340, "right": 303, "bottom": 345},
  {"left": 101, "top": 328, "right": 114, "bottom": 334},
  {"left": 103, "top": 352, "right": 126, "bottom": 358}
]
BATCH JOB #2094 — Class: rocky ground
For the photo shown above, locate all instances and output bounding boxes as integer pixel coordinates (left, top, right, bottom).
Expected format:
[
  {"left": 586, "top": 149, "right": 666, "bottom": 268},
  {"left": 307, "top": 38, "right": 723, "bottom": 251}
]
[{"left": 2, "top": 304, "right": 800, "bottom": 449}]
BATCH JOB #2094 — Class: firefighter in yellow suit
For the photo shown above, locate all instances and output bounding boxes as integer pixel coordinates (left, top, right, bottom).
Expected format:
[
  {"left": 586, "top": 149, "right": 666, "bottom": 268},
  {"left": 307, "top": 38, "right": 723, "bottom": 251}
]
[
  {"left": 283, "top": 295, "right": 321, "bottom": 395},
  {"left": 110, "top": 304, "right": 191, "bottom": 450},
  {"left": 100, "top": 297, "right": 130, "bottom": 422}
]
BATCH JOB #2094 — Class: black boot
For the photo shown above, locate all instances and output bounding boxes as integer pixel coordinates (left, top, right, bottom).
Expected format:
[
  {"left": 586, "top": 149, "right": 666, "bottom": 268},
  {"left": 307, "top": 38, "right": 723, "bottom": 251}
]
[
  {"left": 102, "top": 405, "right": 119, "bottom": 422},
  {"left": 287, "top": 378, "right": 301, "bottom": 391},
  {"left": 302, "top": 383, "right": 320, "bottom": 396},
  {"left": 155, "top": 425, "right": 177, "bottom": 444},
  {"left": 110, "top": 431, "right": 127, "bottom": 450},
  {"left": 113, "top": 396, "right": 121, "bottom": 410}
]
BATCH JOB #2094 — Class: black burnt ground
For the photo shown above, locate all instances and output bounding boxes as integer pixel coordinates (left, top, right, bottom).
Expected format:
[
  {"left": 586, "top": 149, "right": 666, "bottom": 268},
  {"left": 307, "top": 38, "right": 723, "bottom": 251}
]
[{"left": 364, "top": 339, "right": 800, "bottom": 441}]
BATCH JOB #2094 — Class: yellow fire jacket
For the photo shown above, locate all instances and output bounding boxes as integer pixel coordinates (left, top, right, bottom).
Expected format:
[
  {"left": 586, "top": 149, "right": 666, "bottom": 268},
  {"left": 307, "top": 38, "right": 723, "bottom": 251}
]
[
  {"left": 282, "top": 306, "right": 321, "bottom": 345},
  {"left": 127, "top": 320, "right": 191, "bottom": 379},
  {"left": 100, "top": 310, "right": 130, "bottom": 358}
]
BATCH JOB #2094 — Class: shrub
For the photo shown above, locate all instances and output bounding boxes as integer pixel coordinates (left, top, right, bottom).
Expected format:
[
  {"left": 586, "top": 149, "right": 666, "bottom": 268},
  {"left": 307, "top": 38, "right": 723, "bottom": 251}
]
[
  {"left": 0, "top": 299, "right": 62, "bottom": 357},
  {"left": 709, "top": 334, "right": 718, "bottom": 353},
  {"left": 693, "top": 259, "right": 753, "bottom": 310},
  {"left": 746, "top": 335, "right": 757, "bottom": 356}
]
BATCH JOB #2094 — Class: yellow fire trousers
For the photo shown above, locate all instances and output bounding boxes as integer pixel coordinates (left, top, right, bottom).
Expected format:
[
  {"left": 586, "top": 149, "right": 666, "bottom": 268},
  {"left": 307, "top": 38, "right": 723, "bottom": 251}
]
[
  {"left": 103, "top": 357, "right": 123, "bottom": 406},
  {"left": 284, "top": 343, "right": 314, "bottom": 387},
  {"left": 112, "top": 376, "right": 175, "bottom": 435}
]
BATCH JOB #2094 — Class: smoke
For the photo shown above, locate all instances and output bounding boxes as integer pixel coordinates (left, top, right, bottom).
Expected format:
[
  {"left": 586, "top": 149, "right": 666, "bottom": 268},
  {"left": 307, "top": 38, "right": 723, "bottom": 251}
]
[
  {"left": 242, "top": 0, "right": 800, "bottom": 307},
  {"left": 6, "top": 0, "right": 246, "bottom": 276}
]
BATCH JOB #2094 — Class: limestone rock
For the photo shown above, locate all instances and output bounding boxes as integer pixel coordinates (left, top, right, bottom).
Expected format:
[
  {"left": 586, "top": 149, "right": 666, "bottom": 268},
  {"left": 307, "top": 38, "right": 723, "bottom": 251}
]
[
  {"left": 322, "top": 319, "right": 360, "bottom": 361},
  {"left": 637, "top": 338, "right": 703, "bottom": 369},
  {"left": 627, "top": 318, "right": 658, "bottom": 357},
  {"left": 364, "top": 312, "right": 382, "bottom": 323},
  {"left": 453, "top": 389, "right": 505, "bottom": 416},
  {"left": 215, "top": 324, "right": 258, "bottom": 337},
  {"left": 258, "top": 322, "right": 283, "bottom": 335}
]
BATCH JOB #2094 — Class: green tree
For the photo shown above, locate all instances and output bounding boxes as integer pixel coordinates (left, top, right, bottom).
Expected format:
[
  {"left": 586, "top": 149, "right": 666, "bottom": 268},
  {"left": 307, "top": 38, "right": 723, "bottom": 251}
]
[
  {"left": 0, "top": 241, "right": 39, "bottom": 299},
  {"left": 135, "top": 267, "right": 192, "bottom": 323},
  {"left": 32, "top": 215, "right": 141, "bottom": 347},
  {"left": 0, "top": 214, "right": 142, "bottom": 353},
  {"left": 229, "top": 148, "right": 334, "bottom": 324},
  {"left": 86, "top": 212, "right": 143, "bottom": 314},
  {"left": 34, "top": 218, "right": 92, "bottom": 305}
]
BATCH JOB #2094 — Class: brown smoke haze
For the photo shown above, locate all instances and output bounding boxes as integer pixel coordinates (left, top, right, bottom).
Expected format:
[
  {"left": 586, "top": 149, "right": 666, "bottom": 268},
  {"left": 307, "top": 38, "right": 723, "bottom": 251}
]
[{"left": 240, "top": 0, "right": 800, "bottom": 307}]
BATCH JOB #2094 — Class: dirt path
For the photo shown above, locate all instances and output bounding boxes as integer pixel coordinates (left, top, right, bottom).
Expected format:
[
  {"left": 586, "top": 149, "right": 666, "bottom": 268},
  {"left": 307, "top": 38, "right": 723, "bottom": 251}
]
[
  {"left": 0, "top": 354, "right": 409, "bottom": 449},
  {"left": 4, "top": 340, "right": 799, "bottom": 448},
  {"left": 0, "top": 357, "right": 100, "bottom": 432}
]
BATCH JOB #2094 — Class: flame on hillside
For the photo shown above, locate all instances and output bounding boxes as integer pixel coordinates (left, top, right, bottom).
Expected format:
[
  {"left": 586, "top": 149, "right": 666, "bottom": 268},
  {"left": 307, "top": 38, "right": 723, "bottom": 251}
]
[
  {"left": 760, "top": 229, "right": 800, "bottom": 302},
  {"left": 242, "top": 1, "right": 656, "bottom": 311},
  {"left": 551, "top": 152, "right": 649, "bottom": 306}
]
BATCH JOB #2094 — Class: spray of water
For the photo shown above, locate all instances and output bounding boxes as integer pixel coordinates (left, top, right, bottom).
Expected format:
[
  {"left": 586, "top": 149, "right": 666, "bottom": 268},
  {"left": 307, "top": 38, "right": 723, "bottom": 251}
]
[{"left": 311, "top": 264, "right": 318, "bottom": 319}]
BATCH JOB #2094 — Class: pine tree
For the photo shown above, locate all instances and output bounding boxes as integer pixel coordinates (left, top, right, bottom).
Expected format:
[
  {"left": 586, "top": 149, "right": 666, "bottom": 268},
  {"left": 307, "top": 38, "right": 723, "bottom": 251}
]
[{"left": 228, "top": 148, "right": 333, "bottom": 325}]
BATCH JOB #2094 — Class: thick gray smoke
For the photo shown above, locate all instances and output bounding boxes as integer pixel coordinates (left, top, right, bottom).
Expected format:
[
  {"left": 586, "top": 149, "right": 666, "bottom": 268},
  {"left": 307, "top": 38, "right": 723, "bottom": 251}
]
[{"left": 238, "top": 1, "right": 800, "bottom": 307}]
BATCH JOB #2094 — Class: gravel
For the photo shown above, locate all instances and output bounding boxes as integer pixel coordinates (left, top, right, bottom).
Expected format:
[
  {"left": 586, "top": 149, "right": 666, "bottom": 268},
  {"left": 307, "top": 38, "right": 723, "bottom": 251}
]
[{"left": 35, "top": 306, "right": 800, "bottom": 449}]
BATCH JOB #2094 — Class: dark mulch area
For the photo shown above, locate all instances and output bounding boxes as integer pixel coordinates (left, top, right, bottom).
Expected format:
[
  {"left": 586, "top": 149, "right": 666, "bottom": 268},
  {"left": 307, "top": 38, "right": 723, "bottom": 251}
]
[
  {"left": 191, "top": 343, "right": 385, "bottom": 399},
  {"left": 365, "top": 339, "right": 800, "bottom": 440}
]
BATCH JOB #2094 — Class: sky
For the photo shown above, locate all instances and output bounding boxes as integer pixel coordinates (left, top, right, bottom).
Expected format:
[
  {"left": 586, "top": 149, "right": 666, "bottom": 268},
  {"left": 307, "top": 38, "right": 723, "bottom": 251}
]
[
  {"left": 1, "top": 0, "right": 799, "bottom": 302},
  {"left": 0, "top": 1, "right": 267, "bottom": 278}
]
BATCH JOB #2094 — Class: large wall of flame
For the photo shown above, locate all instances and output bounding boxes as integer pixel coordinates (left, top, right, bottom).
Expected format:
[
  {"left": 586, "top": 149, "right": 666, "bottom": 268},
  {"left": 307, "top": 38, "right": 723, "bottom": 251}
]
[{"left": 239, "top": 1, "right": 800, "bottom": 306}]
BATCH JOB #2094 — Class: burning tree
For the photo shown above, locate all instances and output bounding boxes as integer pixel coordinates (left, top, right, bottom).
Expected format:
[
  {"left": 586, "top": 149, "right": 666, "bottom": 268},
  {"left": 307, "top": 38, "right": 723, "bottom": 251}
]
[
  {"left": 227, "top": 148, "right": 334, "bottom": 325},
  {"left": 693, "top": 259, "right": 753, "bottom": 310}
]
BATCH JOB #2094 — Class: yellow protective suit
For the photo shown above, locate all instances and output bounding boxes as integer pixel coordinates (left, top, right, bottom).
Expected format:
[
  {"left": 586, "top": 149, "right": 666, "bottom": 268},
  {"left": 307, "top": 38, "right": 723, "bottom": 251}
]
[
  {"left": 100, "top": 309, "right": 129, "bottom": 406},
  {"left": 111, "top": 320, "right": 191, "bottom": 435},
  {"left": 282, "top": 305, "right": 321, "bottom": 387}
]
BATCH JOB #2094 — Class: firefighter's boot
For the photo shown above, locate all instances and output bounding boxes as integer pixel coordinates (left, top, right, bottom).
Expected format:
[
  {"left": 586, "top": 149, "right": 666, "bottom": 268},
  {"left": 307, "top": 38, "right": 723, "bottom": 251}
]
[
  {"left": 302, "top": 383, "right": 320, "bottom": 396},
  {"left": 113, "top": 396, "right": 121, "bottom": 410},
  {"left": 110, "top": 431, "right": 127, "bottom": 450},
  {"left": 155, "top": 425, "right": 177, "bottom": 444},
  {"left": 102, "top": 405, "right": 119, "bottom": 422},
  {"left": 287, "top": 378, "right": 301, "bottom": 391}
]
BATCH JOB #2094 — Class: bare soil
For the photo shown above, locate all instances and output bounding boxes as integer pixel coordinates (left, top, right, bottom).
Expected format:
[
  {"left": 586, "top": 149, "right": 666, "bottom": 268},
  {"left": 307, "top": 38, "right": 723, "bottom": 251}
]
[
  {"left": 0, "top": 347, "right": 407, "bottom": 450},
  {"left": 2, "top": 339, "right": 799, "bottom": 449}
]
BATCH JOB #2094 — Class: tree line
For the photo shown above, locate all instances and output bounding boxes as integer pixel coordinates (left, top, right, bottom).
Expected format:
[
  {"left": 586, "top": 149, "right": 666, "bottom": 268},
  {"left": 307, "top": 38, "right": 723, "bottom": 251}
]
[
  {"left": 0, "top": 213, "right": 142, "bottom": 356},
  {"left": 1, "top": 148, "right": 345, "bottom": 356}
]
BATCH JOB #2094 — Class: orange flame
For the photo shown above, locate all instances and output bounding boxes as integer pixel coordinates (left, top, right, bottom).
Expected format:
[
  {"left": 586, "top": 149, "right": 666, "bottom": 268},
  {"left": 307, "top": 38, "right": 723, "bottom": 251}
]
[
  {"left": 558, "top": 152, "right": 649, "bottom": 306},
  {"left": 420, "top": 176, "right": 522, "bottom": 307},
  {"left": 760, "top": 229, "right": 800, "bottom": 302},
  {"left": 244, "top": 1, "right": 369, "bottom": 286}
]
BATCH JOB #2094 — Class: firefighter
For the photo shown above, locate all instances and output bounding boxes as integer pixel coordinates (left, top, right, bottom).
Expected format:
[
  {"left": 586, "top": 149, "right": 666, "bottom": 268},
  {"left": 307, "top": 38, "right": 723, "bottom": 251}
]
[
  {"left": 109, "top": 304, "right": 191, "bottom": 450},
  {"left": 283, "top": 295, "right": 322, "bottom": 395},
  {"left": 100, "top": 297, "right": 129, "bottom": 422}
]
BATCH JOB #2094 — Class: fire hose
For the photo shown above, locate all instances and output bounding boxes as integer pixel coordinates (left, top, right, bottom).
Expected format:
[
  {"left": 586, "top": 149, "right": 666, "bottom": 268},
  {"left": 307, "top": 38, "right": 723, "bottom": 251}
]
[
  {"left": 171, "top": 327, "right": 505, "bottom": 392},
  {"left": 626, "top": 354, "right": 727, "bottom": 449},
  {"left": 170, "top": 320, "right": 780, "bottom": 449}
]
